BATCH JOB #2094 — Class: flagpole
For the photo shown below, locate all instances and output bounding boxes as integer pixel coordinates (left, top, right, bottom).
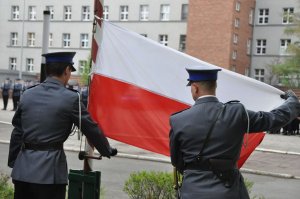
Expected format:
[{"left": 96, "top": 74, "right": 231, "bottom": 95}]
[{"left": 83, "top": 0, "right": 104, "bottom": 173}]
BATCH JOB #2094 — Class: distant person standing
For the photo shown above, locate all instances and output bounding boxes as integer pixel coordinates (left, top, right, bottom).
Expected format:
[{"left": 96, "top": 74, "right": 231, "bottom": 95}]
[
  {"left": 1, "top": 78, "right": 11, "bottom": 110},
  {"left": 12, "top": 78, "right": 23, "bottom": 111},
  {"left": 81, "top": 86, "right": 88, "bottom": 107}
]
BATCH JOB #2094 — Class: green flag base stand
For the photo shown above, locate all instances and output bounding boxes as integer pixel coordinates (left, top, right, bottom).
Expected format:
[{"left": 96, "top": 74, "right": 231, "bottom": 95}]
[{"left": 68, "top": 169, "right": 101, "bottom": 199}]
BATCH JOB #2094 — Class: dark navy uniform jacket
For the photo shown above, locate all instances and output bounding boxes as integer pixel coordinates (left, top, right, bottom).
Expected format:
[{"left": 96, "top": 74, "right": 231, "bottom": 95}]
[
  {"left": 169, "top": 95, "right": 300, "bottom": 199},
  {"left": 8, "top": 77, "right": 113, "bottom": 184},
  {"left": 12, "top": 83, "right": 23, "bottom": 97},
  {"left": 1, "top": 82, "right": 11, "bottom": 96}
]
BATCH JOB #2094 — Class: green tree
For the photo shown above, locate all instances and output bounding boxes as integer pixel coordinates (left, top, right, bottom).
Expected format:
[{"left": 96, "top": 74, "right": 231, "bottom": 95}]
[
  {"left": 272, "top": 7, "right": 300, "bottom": 88},
  {"left": 80, "top": 56, "right": 91, "bottom": 86}
]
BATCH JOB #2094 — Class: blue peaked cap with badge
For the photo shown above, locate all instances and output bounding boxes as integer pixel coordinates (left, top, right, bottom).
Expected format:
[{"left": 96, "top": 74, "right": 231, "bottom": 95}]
[
  {"left": 186, "top": 65, "right": 222, "bottom": 86},
  {"left": 42, "top": 52, "right": 76, "bottom": 72}
]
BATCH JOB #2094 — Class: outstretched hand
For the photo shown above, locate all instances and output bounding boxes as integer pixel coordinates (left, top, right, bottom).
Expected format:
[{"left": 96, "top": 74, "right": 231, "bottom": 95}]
[
  {"left": 280, "top": 90, "right": 297, "bottom": 100},
  {"left": 110, "top": 147, "right": 118, "bottom": 156}
]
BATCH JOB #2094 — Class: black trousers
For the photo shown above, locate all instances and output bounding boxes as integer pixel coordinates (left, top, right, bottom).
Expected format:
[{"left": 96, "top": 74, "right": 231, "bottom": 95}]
[
  {"left": 12, "top": 96, "right": 20, "bottom": 110},
  {"left": 2, "top": 95, "right": 8, "bottom": 109},
  {"left": 13, "top": 180, "right": 66, "bottom": 199}
]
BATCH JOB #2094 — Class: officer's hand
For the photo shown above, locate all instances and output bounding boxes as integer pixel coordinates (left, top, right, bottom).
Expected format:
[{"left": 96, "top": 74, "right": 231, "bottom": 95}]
[
  {"left": 280, "top": 90, "right": 297, "bottom": 100},
  {"left": 110, "top": 147, "right": 118, "bottom": 156}
]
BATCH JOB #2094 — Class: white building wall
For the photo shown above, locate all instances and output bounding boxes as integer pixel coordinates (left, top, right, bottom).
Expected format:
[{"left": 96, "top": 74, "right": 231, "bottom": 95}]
[
  {"left": 0, "top": 0, "right": 188, "bottom": 82},
  {"left": 251, "top": 0, "right": 299, "bottom": 85}
]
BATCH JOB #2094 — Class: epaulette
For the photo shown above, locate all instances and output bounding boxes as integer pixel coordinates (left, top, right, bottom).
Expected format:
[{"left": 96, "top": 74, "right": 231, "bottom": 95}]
[
  {"left": 26, "top": 84, "right": 39, "bottom": 90},
  {"left": 67, "top": 88, "right": 80, "bottom": 93},
  {"left": 225, "top": 100, "right": 240, "bottom": 104},
  {"left": 171, "top": 107, "right": 190, "bottom": 116}
]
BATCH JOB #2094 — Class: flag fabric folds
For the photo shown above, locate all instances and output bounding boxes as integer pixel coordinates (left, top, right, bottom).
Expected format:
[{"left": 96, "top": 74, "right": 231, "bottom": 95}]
[{"left": 89, "top": 21, "right": 284, "bottom": 167}]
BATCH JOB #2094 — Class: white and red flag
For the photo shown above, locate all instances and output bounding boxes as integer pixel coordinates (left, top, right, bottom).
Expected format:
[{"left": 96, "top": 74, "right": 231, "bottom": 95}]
[{"left": 89, "top": 11, "right": 284, "bottom": 167}]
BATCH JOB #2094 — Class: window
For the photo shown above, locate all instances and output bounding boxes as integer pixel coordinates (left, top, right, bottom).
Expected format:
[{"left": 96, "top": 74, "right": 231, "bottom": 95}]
[
  {"left": 11, "top": 32, "right": 18, "bottom": 46},
  {"left": 231, "top": 65, "right": 236, "bottom": 72},
  {"left": 258, "top": 9, "right": 269, "bottom": 24},
  {"left": 160, "top": 4, "right": 170, "bottom": 21},
  {"left": 232, "top": 50, "right": 237, "bottom": 60},
  {"left": 49, "top": 33, "right": 53, "bottom": 47},
  {"left": 80, "top": 34, "right": 89, "bottom": 48},
  {"left": 249, "top": 9, "right": 254, "bottom": 24},
  {"left": 28, "top": 6, "right": 37, "bottom": 20},
  {"left": 236, "top": 2, "right": 241, "bottom": 12},
  {"left": 9, "top": 58, "right": 17, "bottom": 70},
  {"left": 27, "top": 33, "right": 35, "bottom": 47},
  {"left": 26, "top": 58, "right": 34, "bottom": 72},
  {"left": 63, "top": 33, "right": 71, "bottom": 47},
  {"left": 247, "top": 39, "right": 252, "bottom": 55},
  {"left": 103, "top": 6, "right": 109, "bottom": 20},
  {"left": 46, "top": 6, "right": 54, "bottom": 19},
  {"left": 283, "top": 8, "right": 294, "bottom": 24},
  {"left": 245, "top": 67, "right": 250, "bottom": 76},
  {"left": 179, "top": 35, "right": 186, "bottom": 52},
  {"left": 233, "top": 33, "right": 238, "bottom": 44},
  {"left": 120, "top": 5, "right": 129, "bottom": 21},
  {"left": 82, "top": 6, "right": 90, "bottom": 21},
  {"left": 256, "top": 39, "right": 267, "bottom": 55},
  {"left": 159, "top": 35, "right": 168, "bottom": 46},
  {"left": 181, "top": 4, "right": 188, "bottom": 21},
  {"left": 234, "top": 18, "right": 240, "bottom": 28},
  {"left": 280, "top": 39, "right": 291, "bottom": 55},
  {"left": 11, "top": 6, "right": 20, "bottom": 20},
  {"left": 79, "top": 60, "right": 87, "bottom": 74},
  {"left": 140, "top": 5, "right": 149, "bottom": 21},
  {"left": 64, "top": 6, "right": 72, "bottom": 20},
  {"left": 254, "top": 69, "right": 265, "bottom": 82}
]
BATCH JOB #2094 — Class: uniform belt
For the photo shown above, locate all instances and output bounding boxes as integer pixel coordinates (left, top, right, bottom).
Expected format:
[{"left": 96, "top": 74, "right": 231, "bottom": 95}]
[
  {"left": 22, "top": 142, "right": 63, "bottom": 151},
  {"left": 184, "top": 161, "right": 212, "bottom": 171},
  {"left": 184, "top": 159, "right": 236, "bottom": 171}
]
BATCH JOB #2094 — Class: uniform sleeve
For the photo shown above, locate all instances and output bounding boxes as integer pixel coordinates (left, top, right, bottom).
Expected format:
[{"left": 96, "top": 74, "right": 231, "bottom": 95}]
[
  {"left": 8, "top": 108, "right": 23, "bottom": 168},
  {"left": 71, "top": 98, "right": 112, "bottom": 158},
  {"left": 169, "top": 118, "right": 184, "bottom": 174},
  {"left": 248, "top": 96, "right": 300, "bottom": 133}
]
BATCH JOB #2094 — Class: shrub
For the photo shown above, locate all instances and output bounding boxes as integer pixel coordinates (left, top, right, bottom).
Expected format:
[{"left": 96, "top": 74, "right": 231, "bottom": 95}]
[
  {"left": 124, "top": 171, "right": 264, "bottom": 199},
  {"left": 123, "top": 171, "right": 176, "bottom": 199},
  {"left": 244, "top": 178, "right": 265, "bottom": 199},
  {"left": 0, "top": 174, "right": 14, "bottom": 199}
]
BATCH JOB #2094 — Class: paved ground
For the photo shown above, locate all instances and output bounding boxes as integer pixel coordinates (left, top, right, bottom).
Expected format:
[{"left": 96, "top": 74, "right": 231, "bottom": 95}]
[{"left": 1, "top": 99, "right": 300, "bottom": 179}]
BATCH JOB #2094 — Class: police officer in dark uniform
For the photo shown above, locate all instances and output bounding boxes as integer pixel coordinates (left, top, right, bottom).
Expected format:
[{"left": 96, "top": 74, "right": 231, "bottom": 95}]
[
  {"left": 8, "top": 52, "right": 117, "bottom": 199},
  {"left": 1, "top": 78, "right": 11, "bottom": 110},
  {"left": 81, "top": 86, "right": 89, "bottom": 107},
  {"left": 12, "top": 78, "right": 23, "bottom": 111},
  {"left": 169, "top": 65, "right": 300, "bottom": 199}
]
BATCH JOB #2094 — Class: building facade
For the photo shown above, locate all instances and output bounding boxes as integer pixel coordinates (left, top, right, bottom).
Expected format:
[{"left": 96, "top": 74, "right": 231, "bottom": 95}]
[
  {"left": 251, "top": 0, "right": 298, "bottom": 85},
  {"left": 0, "top": 0, "right": 299, "bottom": 86},
  {"left": 187, "top": 0, "right": 255, "bottom": 76},
  {"left": 0, "top": 0, "right": 94, "bottom": 82}
]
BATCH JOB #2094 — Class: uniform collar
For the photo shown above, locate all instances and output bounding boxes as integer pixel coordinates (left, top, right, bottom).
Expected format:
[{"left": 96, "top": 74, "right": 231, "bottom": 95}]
[
  {"left": 194, "top": 96, "right": 219, "bottom": 105},
  {"left": 44, "top": 77, "right": 65, "bottom": 87}
]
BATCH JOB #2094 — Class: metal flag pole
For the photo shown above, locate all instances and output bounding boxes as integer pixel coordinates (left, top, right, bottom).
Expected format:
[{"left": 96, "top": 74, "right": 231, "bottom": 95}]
[
  {"left": 40, "top": 10, "right": 50, "bottom": 83},
  {"left": 68, "top": 1, "right": 104, "bottom": 198},
  {"left": 82, "top": 0, "right": 104, "bottom": 173}
]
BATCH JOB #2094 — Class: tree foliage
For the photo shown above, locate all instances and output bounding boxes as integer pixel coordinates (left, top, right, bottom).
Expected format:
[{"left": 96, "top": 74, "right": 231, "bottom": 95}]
[
  {"left": 80, "top": 56, "right": 91, "bottom": 86},
  {"left": 272, "top": 8, "right": 300, "bottom": 88}
]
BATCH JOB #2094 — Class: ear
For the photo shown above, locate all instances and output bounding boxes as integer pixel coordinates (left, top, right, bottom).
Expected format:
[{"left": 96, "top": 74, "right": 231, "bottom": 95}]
[
  {"left": 64, "top": 66, "right": 69, "bottom": 75},
  {"left": 193, "top": 83, "right": 199, "bottom": 94}
]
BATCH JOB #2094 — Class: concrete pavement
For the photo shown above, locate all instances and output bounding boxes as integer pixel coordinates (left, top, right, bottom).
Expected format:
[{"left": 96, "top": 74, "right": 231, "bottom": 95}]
[{"left": 1, "top": 99, "right": 300, "bottom": 179}]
